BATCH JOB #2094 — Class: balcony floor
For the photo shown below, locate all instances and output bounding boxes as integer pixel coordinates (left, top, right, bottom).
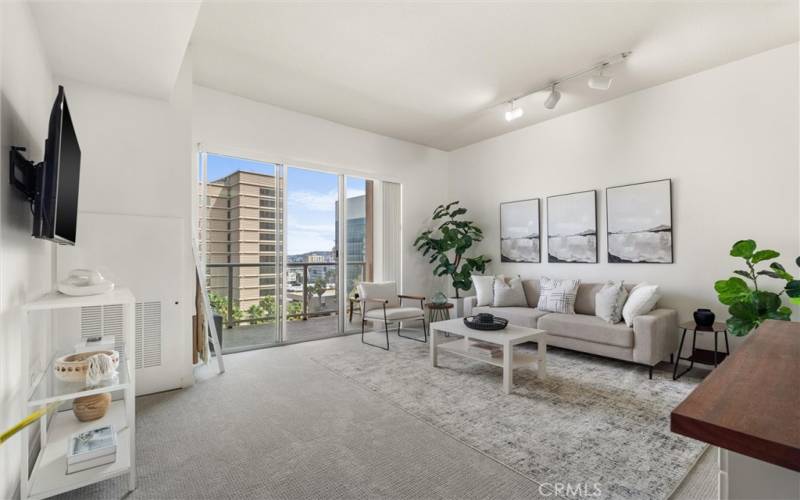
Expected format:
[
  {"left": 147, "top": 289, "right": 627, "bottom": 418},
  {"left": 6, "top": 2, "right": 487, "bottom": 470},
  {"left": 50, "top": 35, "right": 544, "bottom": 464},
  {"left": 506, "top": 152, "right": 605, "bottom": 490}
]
[{"left": 220, "top": 314, "right": 366, "bottom": 352}]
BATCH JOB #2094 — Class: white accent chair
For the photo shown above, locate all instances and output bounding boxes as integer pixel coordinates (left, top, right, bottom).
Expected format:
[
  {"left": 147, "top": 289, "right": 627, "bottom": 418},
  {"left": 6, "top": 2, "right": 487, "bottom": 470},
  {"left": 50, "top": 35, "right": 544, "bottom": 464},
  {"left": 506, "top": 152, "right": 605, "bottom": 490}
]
[{"left": 358, "top": 281, "right": 427, "bottom": 350}]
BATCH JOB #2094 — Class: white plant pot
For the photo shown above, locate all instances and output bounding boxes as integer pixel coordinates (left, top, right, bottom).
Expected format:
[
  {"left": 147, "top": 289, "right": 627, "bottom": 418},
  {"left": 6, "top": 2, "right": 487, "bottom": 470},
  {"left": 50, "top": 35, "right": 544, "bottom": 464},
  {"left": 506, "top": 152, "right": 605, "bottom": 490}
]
[{"left": 448, "top": 297, "right": 465, "bottom": 318}]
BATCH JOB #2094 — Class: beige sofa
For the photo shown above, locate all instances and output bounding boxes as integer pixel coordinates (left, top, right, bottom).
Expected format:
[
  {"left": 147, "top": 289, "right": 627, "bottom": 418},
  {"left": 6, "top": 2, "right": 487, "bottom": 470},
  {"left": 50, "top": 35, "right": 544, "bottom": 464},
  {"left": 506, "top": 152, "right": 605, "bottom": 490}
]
[{"left": 463, "top": 280, "right": 678, "bottom": 378}]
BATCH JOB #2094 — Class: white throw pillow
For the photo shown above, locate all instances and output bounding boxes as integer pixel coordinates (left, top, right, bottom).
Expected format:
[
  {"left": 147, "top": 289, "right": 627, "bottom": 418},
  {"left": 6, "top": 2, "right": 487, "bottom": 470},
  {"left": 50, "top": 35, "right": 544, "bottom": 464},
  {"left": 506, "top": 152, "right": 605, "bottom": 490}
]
[
  {"left": 471, "top": 275, "right": 495, "bottom": 307},
  {"left": 621, "top": 283, "right": 661, "bottom": 327},
  {"left": 595, "top": 281, "right": 628, "bottom": 324},
  {"left": 537, "top": 277, "right": 581, "bottom": 314},
  {"left": 493, "top": 277, "right": 528, "bottom": 307}
]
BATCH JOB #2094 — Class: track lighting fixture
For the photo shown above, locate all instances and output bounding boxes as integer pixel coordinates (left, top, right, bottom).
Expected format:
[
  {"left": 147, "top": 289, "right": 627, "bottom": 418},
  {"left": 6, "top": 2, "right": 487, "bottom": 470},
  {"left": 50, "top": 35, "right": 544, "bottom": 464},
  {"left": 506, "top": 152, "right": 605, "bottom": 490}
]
[
  {"left": 505, "top": 100, "right": 523, "bottom": 121},
  {"left": 588, "top": 64, "right": 613, "bottom": 90},
  {"left": 499, "top": 51, "right": 631, "bottom": 120},
  {"left": 543, "top": 85, "right": 561, "bottom": 110}
]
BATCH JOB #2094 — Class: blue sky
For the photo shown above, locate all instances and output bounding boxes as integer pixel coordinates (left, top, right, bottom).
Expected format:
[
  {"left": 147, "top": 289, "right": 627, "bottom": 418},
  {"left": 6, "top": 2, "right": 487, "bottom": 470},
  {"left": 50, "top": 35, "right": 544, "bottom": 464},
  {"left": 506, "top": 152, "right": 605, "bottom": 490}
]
[{"left": 207, "top": 154, "right": 365, "bottom": 255}]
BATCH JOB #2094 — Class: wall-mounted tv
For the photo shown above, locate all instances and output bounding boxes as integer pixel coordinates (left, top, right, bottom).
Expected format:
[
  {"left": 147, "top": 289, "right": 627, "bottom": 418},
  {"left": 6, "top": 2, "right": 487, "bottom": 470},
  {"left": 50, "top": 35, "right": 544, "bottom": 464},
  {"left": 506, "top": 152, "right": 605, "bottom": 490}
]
[{"left": 9, "top": 85, "right": 81, "bottom": 245}]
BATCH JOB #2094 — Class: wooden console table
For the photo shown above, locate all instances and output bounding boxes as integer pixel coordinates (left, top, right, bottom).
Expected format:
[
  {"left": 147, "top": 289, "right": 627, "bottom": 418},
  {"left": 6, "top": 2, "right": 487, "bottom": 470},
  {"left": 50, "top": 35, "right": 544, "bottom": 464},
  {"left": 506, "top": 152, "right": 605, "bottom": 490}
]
[{"left": 671, "top": 320, "right": 799, "bottom": 499}]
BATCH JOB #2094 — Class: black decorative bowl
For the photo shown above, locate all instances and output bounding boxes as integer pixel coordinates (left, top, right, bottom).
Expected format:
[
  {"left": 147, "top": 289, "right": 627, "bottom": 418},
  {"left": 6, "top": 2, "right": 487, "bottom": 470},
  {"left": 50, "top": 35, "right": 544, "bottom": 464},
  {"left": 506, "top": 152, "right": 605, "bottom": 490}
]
[{"left": 463, "top": 315, "right": 508, "bottom": 331}]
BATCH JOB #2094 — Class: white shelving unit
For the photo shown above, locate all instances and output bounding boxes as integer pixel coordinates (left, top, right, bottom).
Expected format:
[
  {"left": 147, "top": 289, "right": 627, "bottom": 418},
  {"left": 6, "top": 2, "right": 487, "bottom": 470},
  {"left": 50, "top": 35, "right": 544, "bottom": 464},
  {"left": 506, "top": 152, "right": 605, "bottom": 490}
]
[{"left": 20, "top": 288, "right": 136, "bottom": 500}]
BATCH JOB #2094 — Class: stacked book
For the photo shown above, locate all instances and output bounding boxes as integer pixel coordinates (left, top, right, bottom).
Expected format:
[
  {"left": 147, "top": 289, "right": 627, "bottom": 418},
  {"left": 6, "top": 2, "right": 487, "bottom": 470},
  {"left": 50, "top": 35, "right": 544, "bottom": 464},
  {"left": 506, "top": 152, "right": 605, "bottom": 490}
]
[
  {"left": 468, "top": 341, "right": 503, "bottom": 359},
  {"left": 66, "top": 425, "right": 117, "bottom": 474}
]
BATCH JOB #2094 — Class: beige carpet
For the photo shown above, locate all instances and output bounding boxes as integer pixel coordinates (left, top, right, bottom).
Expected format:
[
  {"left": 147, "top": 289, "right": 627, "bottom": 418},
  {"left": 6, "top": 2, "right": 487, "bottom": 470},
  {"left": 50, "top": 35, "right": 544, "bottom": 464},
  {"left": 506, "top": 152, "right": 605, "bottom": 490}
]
[{"left": 53, "top": 331, "right": 716, "bottom": 499}]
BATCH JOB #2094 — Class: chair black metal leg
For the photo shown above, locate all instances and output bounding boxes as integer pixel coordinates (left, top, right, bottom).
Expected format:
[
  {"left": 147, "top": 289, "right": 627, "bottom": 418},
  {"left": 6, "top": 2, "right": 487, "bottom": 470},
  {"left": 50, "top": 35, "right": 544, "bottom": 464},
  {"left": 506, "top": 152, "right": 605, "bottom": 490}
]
[
  {"left": 670, "top": 353, "right": 674, "bottom": 364},
  {"left": 360, "top": 316, "right": 389, "bottom": 350},
  {"left": 648, "top": 365, "right": 653, "bottom": 380},
  {"left": 397, "top": 317, "right": 428, "bottom": 343}
]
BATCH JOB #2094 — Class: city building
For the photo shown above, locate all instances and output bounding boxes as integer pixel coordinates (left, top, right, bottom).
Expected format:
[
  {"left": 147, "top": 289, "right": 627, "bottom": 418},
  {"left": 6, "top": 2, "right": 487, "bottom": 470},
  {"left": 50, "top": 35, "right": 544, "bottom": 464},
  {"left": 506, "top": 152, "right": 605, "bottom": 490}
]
[{"left": 203, "top": 170, "right": 279, "bottom": 315}]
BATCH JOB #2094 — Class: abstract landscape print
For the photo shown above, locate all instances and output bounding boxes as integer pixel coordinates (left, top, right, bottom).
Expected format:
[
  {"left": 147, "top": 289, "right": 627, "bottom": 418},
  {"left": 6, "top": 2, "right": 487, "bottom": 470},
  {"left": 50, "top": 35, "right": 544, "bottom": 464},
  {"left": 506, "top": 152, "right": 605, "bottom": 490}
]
[
  {"left": 547, "top": 190, "right": 597, "bottom": 263},
  {"left": 500, "top": 198, "right": 540, "bottom": 263},
  {"left": 606, "top": 179, "right": 673, "bottom": 263}
]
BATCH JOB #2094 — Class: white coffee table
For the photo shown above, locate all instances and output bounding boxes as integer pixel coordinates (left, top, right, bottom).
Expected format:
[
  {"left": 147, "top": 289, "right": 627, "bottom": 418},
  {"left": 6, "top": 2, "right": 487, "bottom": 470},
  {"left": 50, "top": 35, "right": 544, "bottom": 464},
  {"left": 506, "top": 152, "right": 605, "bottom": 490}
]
[{"left": 430, "top": 318, "right": 547, "bottom": 394}]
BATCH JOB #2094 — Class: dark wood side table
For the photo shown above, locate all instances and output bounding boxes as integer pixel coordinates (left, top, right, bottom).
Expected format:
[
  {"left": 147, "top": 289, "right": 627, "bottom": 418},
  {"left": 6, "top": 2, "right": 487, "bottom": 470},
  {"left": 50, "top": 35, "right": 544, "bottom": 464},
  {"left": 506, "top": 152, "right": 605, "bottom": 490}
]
[
  {"left": 673, "top": 321, "right": 730, "bottom": 380},
  {"left": 426, "top": 303, "right": 454, "bottom": 335}
]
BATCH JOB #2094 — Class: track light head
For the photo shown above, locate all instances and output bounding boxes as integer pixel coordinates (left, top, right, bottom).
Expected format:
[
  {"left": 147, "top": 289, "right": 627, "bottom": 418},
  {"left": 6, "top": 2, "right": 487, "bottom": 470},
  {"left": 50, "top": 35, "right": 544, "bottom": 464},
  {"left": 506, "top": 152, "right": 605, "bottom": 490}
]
[
  {"left": 544, "top": 85, "right": 561, "bottom": 110},
  {"left": 588, "top": 64, "right": 613, "bottom": 90},
  {"left": 504, "top": 101, "right": 524, "bottom": 122}
]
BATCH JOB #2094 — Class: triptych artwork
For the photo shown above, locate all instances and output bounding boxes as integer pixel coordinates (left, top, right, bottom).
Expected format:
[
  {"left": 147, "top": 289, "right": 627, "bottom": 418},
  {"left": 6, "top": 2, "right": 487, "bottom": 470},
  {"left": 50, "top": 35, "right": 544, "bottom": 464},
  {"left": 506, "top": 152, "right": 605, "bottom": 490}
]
[{"left": 499, "top": 179, "right": 672, "bottom": 264}]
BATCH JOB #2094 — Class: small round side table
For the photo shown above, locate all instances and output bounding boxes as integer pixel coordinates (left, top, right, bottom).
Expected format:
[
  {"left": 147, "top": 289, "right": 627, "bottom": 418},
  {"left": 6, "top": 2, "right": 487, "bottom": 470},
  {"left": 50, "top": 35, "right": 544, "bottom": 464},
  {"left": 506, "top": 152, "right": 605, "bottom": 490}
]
[
  {"left": 426, "top": 303, "right": 453, "bottom": 335},
  {"left": 673, "top": 321, "right": 730, "bottom": 380}
]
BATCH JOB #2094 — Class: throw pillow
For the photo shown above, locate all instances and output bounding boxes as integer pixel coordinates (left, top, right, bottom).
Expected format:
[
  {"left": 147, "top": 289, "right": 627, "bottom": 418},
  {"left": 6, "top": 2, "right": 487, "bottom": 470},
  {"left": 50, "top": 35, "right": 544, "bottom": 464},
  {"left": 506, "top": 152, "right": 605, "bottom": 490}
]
[
  {"left": 595, "top": 281, "right": 628, "bottom": 324},
  {"left": 471, "top": 275, "right": 495, "bottom": 307},
  {"left": 622, "top": 283, "right": 661, "bottom": 327},
  {"left": 493, "top": 276, "right": 527, "bottom": 307},
  {"left": 537, "top": 277, "right": 581, "bottom": 314}
]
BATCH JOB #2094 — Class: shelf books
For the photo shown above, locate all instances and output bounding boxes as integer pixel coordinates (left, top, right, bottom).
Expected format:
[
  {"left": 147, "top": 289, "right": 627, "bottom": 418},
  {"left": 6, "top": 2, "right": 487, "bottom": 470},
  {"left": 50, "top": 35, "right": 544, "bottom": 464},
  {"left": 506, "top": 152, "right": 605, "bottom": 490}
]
[
  {"left": 66, "top": 424, "right": 117, "bottom": 474},
  {"left": 468, "top": 341, "right": 503, "bottom": 358}
]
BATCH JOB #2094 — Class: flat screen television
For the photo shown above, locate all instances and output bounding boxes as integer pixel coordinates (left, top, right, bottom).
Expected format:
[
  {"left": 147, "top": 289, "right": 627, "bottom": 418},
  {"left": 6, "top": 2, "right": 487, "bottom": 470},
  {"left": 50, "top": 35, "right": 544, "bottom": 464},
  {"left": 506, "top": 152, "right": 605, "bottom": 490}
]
[{"left": 33, "top": 85, "right": 81, "bottom": 245}]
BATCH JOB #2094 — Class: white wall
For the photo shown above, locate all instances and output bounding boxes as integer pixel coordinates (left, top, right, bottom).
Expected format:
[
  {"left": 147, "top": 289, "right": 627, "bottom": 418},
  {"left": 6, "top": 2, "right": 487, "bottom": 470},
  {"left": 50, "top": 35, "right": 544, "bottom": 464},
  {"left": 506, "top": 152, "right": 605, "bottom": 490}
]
[
  {"left": 55, "top": 59, "right": 195, "bottom": 393},
  {"left": 0, "top": 2, "right": 55, "bottom": 497},
  {"left": 448, "top": 43, "right": 800, "bottom": 349},
  {"left": 192, "top": 85, "right": 450, "bottom": 296}
]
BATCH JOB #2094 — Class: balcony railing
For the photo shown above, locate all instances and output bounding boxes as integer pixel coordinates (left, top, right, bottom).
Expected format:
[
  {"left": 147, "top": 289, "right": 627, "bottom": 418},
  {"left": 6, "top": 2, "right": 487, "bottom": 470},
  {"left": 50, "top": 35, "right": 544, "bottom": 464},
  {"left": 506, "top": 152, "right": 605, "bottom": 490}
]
[{"left": 206, "top": 261, "right": 366, "bottom": 329}]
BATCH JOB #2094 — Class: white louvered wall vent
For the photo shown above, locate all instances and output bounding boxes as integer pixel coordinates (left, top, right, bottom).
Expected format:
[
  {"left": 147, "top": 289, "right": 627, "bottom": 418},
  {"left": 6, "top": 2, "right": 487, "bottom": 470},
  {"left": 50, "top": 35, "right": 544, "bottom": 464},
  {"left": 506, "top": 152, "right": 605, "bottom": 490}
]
[{"left": 80, "top": 301, "right": 162, "bottom": 369}]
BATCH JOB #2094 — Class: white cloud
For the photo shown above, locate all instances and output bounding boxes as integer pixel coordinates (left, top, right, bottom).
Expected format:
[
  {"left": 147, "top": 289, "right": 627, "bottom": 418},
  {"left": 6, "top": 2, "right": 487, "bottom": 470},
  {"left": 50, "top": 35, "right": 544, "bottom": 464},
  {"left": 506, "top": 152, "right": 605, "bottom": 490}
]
[{"left": 288, "top": 190, "right": 338, "bottom": 211}]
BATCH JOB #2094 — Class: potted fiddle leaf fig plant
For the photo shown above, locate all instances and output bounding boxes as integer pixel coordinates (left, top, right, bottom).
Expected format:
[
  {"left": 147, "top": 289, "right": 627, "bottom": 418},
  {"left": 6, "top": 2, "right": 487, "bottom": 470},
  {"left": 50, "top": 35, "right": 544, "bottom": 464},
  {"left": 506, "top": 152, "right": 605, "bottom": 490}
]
[
  {"left": 414, "top": 201, "right": 491, "bottom": 317},
  {"left": 714, "top": 240, "right": 798, "bottom": 336}
]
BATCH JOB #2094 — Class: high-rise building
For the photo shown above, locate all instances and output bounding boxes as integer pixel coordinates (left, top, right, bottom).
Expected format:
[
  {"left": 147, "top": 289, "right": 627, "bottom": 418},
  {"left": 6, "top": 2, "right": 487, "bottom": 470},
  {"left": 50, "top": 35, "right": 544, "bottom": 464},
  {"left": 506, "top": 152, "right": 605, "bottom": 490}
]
[{"left": 203, "top": 171, "right": 279, "bottom": 313}]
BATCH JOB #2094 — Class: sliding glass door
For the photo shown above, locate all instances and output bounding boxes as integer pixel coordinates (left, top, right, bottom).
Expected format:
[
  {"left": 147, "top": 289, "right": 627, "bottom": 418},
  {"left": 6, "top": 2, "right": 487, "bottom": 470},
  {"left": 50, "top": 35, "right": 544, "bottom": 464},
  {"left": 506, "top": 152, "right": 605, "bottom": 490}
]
[
  {"left": 284, "top": 166, "right": 341, "bottom": 343},
  {"left": 198, "top": 153, "right": 375, "bottom": 352},
  {"left": 199, "top": 154, "right": 283, "bottom": 352}
]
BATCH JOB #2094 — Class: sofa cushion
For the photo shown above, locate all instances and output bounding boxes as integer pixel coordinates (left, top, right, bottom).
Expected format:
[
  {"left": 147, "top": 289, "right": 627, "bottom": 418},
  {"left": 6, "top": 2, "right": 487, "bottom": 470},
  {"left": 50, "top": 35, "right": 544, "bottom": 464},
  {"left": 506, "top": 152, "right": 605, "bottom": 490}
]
[
  {"left": 574, "top": 283, "right": 605, "bottom": 315},
  {"left": 537, "top": 277, "right": 580, "bottom": 314},
  {"left": 538, "top": 313, "right": 634, "bottom": 348},
  {"left": 473, "top": 306, "right": 549, "bottom": 329},
  {"left": 493, "top": 277, "right": 527, "bottom": 307},
  {"left": 521, "top": 279, "right": 540, "bottom": 308}
]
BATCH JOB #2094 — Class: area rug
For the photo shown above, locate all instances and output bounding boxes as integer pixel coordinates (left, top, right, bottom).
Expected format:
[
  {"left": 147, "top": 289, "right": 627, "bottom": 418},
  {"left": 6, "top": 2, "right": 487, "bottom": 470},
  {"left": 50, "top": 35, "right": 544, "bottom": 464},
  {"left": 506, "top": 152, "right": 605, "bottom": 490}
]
[{"left": 312, "top": 336, "right": 706, "bottom": 500}]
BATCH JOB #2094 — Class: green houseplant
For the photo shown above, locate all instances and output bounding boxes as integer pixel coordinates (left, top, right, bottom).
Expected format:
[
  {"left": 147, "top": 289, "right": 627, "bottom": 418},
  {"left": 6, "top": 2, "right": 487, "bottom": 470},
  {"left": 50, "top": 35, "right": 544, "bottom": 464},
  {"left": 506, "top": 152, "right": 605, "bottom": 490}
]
[
  {"left": 714, "top": 240, "right": 799, "bottom": 336},
  {"left": 414, "top": 202, "right": 491, "bottom": 310}
]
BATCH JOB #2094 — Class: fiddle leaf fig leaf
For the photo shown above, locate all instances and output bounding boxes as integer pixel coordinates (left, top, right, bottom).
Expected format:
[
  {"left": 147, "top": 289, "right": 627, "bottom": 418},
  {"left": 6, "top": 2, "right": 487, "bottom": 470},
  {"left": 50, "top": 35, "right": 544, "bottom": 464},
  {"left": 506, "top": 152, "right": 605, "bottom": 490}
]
[
  {"left": 751, "top": 249, "right": 780, "bottom": 264},
  {"left": 769, "top": 262, "right": 794, "bottom": 281},
  {"left": 733, "top": 270, "right": 751, "bottom": 279},
  {"left": 757, "top": 270, "right": 781, "bottom": 279},
  {"left": 786, "top": 280, "right": 800, "bottom": 304},
  {"left": 714, "top": 277, "right": 750, "bottom": 305},
  {"left": 726, "top": 316, "right": 756, "bottom": 337},
  {"left": 730, "top": 240, "right": 756, "bottom": 259}
]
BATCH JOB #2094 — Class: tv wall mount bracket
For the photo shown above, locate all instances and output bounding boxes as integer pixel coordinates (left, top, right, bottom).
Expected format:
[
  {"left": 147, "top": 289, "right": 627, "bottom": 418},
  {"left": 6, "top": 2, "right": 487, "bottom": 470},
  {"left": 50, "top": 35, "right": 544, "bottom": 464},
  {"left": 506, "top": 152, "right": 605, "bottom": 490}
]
[{"left": 9, "top": 146, "right": 42, "bottom": 202}]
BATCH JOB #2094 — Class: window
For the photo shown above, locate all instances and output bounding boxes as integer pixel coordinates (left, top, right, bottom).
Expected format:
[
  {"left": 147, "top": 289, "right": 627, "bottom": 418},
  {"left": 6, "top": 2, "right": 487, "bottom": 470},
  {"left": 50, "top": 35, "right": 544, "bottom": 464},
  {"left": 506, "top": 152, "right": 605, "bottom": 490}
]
[
  {"left": 259, "top": 288, "right": 272, "bottom": 297},
  {"left": 259, "top": 266, "right": 275, "bottom": 274},
  {"left": 260, "top": 244, "right": 275, "bottom": 252},
  {"left": 260, "top": 277, "right": 275, "bottom": 286},
  {"left": 260, "top": 222, "right": 275, "bottom": 230},
  {"left": 260, "top": 255, "right": 276, "bottom": 263},
  {"left": 260, "top": 187, "right": 275, "bottom": 197},
  {"left": 260, "top": 210, "right": 276, "bottom": 219},
  {"left": 259, "top": 233, "right": 275, "bottom": 241},
  {"left": 260, "top": 199, "right": 276, "bottom": 208}
]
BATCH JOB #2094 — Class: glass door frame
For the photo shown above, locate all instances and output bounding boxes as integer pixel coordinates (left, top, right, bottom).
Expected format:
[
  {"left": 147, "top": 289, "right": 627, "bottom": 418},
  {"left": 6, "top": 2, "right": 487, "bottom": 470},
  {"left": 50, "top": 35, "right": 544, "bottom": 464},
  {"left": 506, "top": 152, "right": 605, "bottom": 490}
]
[{"left": 196, "top": 147, "right": 380, "bottom": 350}]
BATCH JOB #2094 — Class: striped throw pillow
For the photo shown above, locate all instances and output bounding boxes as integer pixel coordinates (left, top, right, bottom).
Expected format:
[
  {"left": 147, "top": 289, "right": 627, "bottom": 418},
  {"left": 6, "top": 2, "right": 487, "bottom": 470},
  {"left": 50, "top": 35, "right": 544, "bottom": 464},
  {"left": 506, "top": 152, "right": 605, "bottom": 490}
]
[{"left": 537, "top": 277, "right": 581, "bottom": 314}]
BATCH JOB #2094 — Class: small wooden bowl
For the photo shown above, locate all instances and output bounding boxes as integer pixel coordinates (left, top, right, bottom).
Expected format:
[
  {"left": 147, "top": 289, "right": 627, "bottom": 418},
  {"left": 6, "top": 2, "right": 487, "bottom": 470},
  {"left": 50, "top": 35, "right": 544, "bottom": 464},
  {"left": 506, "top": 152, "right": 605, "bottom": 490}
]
[
  {"left": 74, "top": 392, "right": 111, "bottom": 422},
  {"left": 54, "top": 350, "right": 119, "bottom": 383}
]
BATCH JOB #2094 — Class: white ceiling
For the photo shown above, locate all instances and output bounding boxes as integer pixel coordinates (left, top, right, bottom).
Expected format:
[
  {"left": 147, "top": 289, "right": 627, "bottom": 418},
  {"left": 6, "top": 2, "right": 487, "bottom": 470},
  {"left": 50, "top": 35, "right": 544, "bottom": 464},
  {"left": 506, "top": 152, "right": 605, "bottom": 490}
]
[
  {"left": 30, "top": 0, "right": 201, "bottom": 100},
  {"left": 191, "top": 1, "right": 798, "bottom": 151}
]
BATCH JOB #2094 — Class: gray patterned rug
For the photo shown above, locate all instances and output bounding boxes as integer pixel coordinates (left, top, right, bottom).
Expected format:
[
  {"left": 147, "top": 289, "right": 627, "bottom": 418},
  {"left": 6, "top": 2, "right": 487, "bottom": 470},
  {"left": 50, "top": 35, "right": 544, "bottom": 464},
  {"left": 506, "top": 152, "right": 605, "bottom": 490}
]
[{"left": 312, "top": 334, "right": 706, "bottom": 500}]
